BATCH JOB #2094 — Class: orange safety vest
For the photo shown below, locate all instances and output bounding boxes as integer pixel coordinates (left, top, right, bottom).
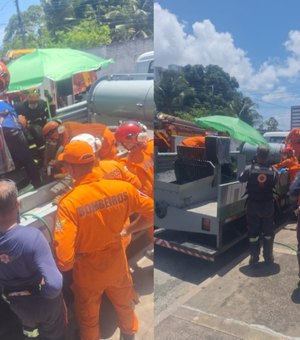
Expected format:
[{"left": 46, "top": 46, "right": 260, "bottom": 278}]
[
  {"left": 273, "top": 156, "right": 300, "bottom": 182},
  {"left": 121, "top": 140, "right": 154, "bottom": 198}
]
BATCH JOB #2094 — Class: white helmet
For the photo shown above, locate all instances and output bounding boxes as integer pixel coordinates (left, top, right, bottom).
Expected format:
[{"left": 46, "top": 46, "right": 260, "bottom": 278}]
[{"left": 70, "top": 133, "right": 102, "bottom": 153}]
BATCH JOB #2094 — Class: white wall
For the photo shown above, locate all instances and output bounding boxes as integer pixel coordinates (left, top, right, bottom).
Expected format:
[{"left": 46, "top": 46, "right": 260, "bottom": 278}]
[{"left": 86, "top": 38, "right": 154, "bottom": 77}]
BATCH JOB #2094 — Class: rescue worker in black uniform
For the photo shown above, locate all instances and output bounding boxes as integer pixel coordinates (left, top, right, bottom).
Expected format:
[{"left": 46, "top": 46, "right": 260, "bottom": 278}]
[
  {"left": 239, "top": 146, "right": 278, "bottom": 265},
  {"left": 15, "top": 89, "right": 56, "bottom": 149}
]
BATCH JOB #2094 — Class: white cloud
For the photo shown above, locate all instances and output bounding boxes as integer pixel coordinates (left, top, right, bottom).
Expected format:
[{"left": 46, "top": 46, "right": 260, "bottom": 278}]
[
  {"left": 155, "top": 4, "right": 254, "bottom": 89},
  {"left": 261, "top": 86, "right": 300, "bottom": 104},
  {"left": 154, "top": 3, "right": 300, "bottom": 130},
  {"left": 154, "top": 3, "right": 300, "bottom": 93},
  {"left": 284, "top": 30, "right": 300, "bottom": 56}
]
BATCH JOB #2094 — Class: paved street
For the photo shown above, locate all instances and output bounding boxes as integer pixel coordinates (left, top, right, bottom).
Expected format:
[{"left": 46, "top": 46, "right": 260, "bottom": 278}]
[{"left": 154, "top": 222, "right": 300, "bottom": 339}]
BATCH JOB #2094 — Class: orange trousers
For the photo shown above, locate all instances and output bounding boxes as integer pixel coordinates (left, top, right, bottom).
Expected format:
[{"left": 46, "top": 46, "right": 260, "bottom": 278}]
[
  {"left": 73, "top": 278, "right": 138, "bottom": 340},
  {"left": 71, "top": 246, "right": 138, "bottom": 340}
]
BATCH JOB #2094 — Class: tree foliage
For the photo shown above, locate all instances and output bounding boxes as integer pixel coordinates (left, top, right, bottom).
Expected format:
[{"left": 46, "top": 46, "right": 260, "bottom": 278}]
[
  {"left": 2, "top": 0, "right": 153, "bottom": 52},
  {"left": 55, "top": 20, "right": 111, "bottom": 49},
  {"left": 2, "top": 6, "right": 50, "bottom": 50},
  {"left": 155, "top": 64, "right": 262, "bottom": 127},
  {"left": 264, "top": 117, "right": 279, "bottom": 131}
]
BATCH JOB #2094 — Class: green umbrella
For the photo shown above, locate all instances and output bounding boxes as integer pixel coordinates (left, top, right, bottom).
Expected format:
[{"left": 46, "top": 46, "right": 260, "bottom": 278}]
[
  {"left": 194, "top": 115, "right": 269, "bottom": 146},
  {"left": 7, "top": 48, "right": 114, "bottom": 93}
]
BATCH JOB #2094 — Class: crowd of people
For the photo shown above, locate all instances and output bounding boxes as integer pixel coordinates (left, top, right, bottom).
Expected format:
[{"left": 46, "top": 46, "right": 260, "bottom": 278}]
[
  {"left": 4, "top": 53, "right": 300, "bottom": 339},
  {"left": 0, "top": 62, "right": 154, "bottom": 339}
]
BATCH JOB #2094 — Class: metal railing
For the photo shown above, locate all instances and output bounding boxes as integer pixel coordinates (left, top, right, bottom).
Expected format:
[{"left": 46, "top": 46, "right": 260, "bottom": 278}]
[{"left": 56, "top": 100, "right": 89, "bottom": 123}]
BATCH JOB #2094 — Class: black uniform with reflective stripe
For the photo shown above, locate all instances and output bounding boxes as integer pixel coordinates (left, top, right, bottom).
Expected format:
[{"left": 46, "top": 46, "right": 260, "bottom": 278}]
[{"left": 246, "top": 164, "right": 276, "bottom": 201}]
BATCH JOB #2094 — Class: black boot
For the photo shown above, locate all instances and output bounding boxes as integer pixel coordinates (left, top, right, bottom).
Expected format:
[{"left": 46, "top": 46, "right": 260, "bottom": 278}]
[
  {"left": 120, "top": 332, "right": 135, "bottom": 340},
  {"left": 249, "top": 239, "right": 260, "bottom": 266},
  {"left": 263, "top": 236, "right": 274, "bottom": 264}
]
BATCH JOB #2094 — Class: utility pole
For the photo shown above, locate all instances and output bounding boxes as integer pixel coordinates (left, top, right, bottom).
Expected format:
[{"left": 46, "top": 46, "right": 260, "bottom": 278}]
[
  {"left": 15, "top": 0, "right": 26, "bottom": 48},
  {"left": 210, "top": 84, "right": 214, "bottom": 112}
]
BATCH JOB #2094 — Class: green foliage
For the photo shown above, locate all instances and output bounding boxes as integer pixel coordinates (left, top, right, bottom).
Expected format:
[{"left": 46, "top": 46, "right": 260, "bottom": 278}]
[
  {"left": 264, "top": 117, "right": 279, "bottom": 131},
  {"left": 101, "top": 0, "right": 153, "bottom": 41},
  {"left": 155, "top": 64, "right": 261, "bottom": 127},
  {"left": 174, "top": 108, "right": 209, "bottom": 122},
  {"left": 54, "top": 20, "right": 111, "bottom": 48},
  {"left": 41, "top": 0, "right": 74, "bottom": 40},
  {"left": 2, "top": 0, "right": 153, "bottom": 52},
  {"left": 3, "top": 6, "right": 49, "bottom": 50}
]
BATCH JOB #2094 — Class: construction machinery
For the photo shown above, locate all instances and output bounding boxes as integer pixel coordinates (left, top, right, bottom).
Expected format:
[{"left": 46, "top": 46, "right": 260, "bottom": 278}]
[
  {"left": 154, "top": 112, "right": 206, "bottom": 152},
  {"left": 88, "top": 78, "right": 154, "bottom": 126},
  {"left": 154, "top": 135, "right": 290, "bottom": 261},
  {"left": 87, "top": 51, "right": 154, "bottom": 127}
]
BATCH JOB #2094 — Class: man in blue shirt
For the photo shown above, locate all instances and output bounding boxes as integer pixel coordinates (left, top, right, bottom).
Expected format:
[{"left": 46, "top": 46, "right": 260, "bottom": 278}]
[
  {"left": 0, "top": 179, "right": 66, "bottom": 339},
  {"left": 0, "top": 62, "right": 41, "bottom": 188}
]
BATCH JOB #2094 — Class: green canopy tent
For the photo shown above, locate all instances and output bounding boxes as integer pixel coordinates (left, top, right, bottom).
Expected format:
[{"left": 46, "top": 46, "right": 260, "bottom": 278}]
[
  {"left": 7, "top": 48, "right": 113, "bottom": 93},
  {"left": 194, "top": 115, "right": 269, "bottom": 146}
]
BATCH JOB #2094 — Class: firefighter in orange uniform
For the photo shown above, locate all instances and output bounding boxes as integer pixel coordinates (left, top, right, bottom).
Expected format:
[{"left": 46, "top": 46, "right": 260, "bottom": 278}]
[
  {"left": 42, "top": 120, "right": 117, "bottom": 163},
  {"left": 115, "top": 121, "right": 154, "bottom": 198},
  {"left": 54, "top": 140, "right": 153, "bottom": 340},
  {"left": 70, "top": 133, "right": 142, "bottom": 249},
  {"left": 180, "top": 135, "right": 206, "bottom": 148},
  {"left": 71, "top": 133, "right": 142, "bottom": 190},
  {"left": 273, "top": 145, "right": 300, "bottom": 182},
  {"left": 286, "top": 128, "right": 300, "bottom": 161}
]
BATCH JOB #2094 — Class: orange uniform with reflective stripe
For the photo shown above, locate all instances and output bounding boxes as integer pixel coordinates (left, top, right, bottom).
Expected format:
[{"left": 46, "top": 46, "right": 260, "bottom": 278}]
[
  {"left": 180, "top": 136, "right": 205, "bottom": 148},
  {"left": 93, "top": 159, "right": 142, "bottom": 190},
  {"left": 61, "top": 121, "right": 117, "bottom": 160},
  {"left": 121, "top": 140, "right": 154, "bottom": 198},
  {"left": 54, "top": 172, "right": 153, "bottom": 340},
  {"left": 273, "top": 156, "right": 300, "bottom": 182}
]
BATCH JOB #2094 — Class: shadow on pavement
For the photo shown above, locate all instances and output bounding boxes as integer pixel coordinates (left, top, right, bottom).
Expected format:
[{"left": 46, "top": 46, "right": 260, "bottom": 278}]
[
  {"left": 291, "top": 286, "right": 300, "bottom": 304},
  {"left": 132, "top": 264, "right": 153, "bottom": 296},
  {"left": 239, "top": 262, "right": 280, "bottom": 277},
  {"left": 155, "top": 237, "right": 249, "bottom": 285}
]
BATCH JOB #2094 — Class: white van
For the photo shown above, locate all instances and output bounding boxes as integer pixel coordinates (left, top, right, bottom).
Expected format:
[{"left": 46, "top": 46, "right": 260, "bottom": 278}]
[
  {"left": 263, "top": 131, "right": 288, "bottom": 144},
  {"left": 135, "top": 51, "right": 154, "bottom": 74}
]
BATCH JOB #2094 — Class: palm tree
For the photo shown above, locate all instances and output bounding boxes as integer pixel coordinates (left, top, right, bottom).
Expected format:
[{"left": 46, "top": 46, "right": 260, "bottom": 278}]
[{"left": 232, "top": 95, "right": 262, "bottom": 127}]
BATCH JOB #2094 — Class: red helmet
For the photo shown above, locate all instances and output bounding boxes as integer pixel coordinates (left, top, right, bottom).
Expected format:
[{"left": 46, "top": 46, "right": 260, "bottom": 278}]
[
  {"left": 115, "top": 121, "right": 148, "bottom": 144},
  {"left": 0, "top": 62, "right": 10, "bottom": 93}
]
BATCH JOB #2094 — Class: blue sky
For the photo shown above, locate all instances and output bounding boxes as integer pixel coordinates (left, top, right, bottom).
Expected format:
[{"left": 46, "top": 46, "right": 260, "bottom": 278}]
[
  {"left": 154, "top": 0, "right": 300, "bottom": 130},
  {"left": 0, "top": 0, "right": 40, "bottom": 46}
]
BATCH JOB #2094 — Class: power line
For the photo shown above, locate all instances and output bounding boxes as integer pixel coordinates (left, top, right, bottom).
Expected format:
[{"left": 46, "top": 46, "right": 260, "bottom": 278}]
[
  {"left": 254, "top": 98, "right": 292, "bottom": 109},
  {"left": 15, "top": 0, "right": 26, "bottom": 47}
]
